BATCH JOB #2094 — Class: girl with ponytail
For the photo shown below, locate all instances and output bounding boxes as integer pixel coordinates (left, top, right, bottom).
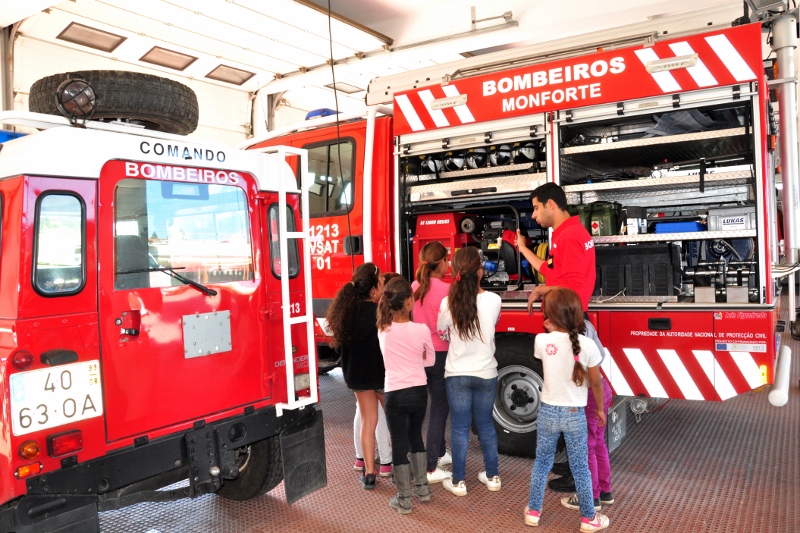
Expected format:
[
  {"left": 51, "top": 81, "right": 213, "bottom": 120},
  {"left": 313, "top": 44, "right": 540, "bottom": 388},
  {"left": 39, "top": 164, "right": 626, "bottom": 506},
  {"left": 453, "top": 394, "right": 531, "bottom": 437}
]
[
  {"left": 524, "top": 287, "right": 609, "bottom": 531},
  {"left": 326, "top": 263, "right": 386, "bottom": 489},
  {"left": 376, "top": 277, "right": 435, "bottom": 514},
  {"left": 436, "top": 246, "right": 502, "bottom": 497},
  {"left": 410, "top": 242, "right": 453, "bottom": 482}
]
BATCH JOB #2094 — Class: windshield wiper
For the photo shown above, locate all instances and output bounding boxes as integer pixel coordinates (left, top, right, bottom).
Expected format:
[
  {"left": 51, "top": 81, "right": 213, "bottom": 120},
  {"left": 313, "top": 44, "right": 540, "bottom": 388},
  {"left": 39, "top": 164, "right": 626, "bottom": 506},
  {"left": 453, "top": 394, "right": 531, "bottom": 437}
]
[{"left": 116, "top": 266, "right": 218, "bottom": 296}]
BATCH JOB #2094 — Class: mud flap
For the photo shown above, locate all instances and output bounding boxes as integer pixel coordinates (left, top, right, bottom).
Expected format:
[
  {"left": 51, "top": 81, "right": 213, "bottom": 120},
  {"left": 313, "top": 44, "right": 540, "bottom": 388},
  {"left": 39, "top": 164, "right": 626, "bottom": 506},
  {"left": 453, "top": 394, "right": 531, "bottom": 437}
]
[{"left": 280, "top": 408, "right": 327, "bottom": 505}]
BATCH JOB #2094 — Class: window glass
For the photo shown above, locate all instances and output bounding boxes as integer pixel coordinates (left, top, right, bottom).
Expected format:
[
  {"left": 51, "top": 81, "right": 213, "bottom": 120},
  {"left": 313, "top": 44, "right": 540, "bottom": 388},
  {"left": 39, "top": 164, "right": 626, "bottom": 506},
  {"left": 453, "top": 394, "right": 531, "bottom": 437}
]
[
  {"left": 34, "top": 194, "right": 84, "bottom": 295},
  {"left": 268, "top": 204, "right": 299, "bottom": 279},
  {"left": 306, "top": 140, "right": 354, "bottom": 216},
  {"left": 114, "top": 179, "right": 252, "bottom": 290}
]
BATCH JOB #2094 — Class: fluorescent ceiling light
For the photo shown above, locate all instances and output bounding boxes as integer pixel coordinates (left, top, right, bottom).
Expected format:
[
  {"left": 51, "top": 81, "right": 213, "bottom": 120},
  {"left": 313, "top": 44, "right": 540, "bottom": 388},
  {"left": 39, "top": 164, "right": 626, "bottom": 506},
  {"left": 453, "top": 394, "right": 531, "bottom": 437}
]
[
  {"left": 140, "top": 46, "right": 198, "bottom": 71},
  {"left": 325, "top": 82, "right": 364, "bottom": 94},
  {"left": 745, "top": 0, "right": 787, "bottom": 16},
  {"left": 56, "top": 22, "right": 126, "bottom": 53},
  {"left": 206, "top": 65, "right": 256, "bottom": 86},
  {"left": 647, "top": 54, "right": 698, "bottom": 74}
]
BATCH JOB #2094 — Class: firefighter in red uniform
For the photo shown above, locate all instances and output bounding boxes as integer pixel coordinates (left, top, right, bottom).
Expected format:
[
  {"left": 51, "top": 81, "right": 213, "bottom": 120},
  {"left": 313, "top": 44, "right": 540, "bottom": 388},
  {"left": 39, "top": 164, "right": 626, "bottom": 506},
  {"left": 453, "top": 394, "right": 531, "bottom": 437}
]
[{"left": 515, "top": 182, "right": 614, "bottom": 507}]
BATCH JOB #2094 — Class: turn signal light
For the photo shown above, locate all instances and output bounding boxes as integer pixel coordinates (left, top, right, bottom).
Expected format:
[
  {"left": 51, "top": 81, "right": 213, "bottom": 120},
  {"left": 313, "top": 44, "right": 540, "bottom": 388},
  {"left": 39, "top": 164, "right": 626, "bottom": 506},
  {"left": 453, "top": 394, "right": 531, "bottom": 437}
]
[
  {"left": 19, "top": 441, "right": 40, "bottom": 460},
  {"left": 48, "top": 430, "right": 83, "bottom": 458},
  {"left": 11, "top": 350, "right": 34, "bottom": 370},
  {"left": 760, "top": 364, "right": 769, "bottom": 384},
  {"left": 15, "top": 462, "right": 42, "bottom": 479}
]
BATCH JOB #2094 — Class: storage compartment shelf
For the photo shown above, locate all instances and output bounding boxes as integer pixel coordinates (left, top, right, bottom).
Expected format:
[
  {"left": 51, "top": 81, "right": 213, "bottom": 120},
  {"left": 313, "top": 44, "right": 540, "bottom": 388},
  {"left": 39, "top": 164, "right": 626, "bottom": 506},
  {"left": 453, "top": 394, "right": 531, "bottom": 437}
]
[
  {"left": 408, "top": 172, "right": 546, "bottom": 203},
  {"left": 559, "top": 127, "right": 749, "bottom": 181},
  {"left": 562, "top": 168, "right": 752, "bottom": 194},
  {"left": 593, "top": 229, "right": 756, "bottom": 244},
  {"left": 404, "top": 161, "right": 540, "bottom": 183}
]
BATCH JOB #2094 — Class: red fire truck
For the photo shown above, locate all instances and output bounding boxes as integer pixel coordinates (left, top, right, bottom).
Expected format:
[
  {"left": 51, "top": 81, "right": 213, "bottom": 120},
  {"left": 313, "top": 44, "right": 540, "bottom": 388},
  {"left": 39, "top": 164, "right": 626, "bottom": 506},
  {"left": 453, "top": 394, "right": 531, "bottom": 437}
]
[
  {"left": 0, "top": 73, "right": 325, "bottom": 533},
  {"left": 245, "top": 15, "right": 797, "bottom": 457}
]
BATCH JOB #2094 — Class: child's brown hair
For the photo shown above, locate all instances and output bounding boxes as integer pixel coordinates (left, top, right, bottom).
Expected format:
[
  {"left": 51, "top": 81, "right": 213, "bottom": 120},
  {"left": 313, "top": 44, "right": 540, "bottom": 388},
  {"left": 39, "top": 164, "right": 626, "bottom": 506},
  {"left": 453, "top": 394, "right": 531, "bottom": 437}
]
[
  {"left": 414, "top": 241, "right": 448, "bottom": 304},
  {"left": 326, "top": 263, "right": 381, "bottom": 347},
  {"left": 377, "top": 277, "right": 413, "bottom": 331},
  {"left": 447, "top": 246, "right": 483, "bottom": 341},
  {"left": 542, "top": 287, "right": 588, "bottom": 387}
]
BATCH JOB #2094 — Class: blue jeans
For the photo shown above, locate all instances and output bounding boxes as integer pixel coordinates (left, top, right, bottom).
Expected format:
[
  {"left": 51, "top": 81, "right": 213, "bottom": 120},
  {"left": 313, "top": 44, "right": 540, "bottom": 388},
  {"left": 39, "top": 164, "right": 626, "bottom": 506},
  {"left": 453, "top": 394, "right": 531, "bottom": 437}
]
[
  {"left": 527, "top": 403, "right": 596, "bottom": 519},
  {"left": 445, "top": 375, "right": 499, "bottom": 483}
]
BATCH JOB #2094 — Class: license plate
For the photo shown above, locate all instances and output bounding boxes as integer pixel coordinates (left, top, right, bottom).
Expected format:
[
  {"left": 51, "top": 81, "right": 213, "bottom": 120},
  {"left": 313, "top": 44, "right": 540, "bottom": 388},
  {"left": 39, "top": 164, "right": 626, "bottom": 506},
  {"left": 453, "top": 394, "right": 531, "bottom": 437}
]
[{"left": 10, "top": 360, "right": 104, "bottom": 436}]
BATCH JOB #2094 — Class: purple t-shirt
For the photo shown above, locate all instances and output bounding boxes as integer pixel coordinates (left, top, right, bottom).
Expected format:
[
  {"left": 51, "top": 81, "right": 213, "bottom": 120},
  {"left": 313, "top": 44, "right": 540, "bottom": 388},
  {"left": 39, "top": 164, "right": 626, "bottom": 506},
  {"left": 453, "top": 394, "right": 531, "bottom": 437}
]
[{"left": 411, "top": 277, "right": 451, "bottom": 352}]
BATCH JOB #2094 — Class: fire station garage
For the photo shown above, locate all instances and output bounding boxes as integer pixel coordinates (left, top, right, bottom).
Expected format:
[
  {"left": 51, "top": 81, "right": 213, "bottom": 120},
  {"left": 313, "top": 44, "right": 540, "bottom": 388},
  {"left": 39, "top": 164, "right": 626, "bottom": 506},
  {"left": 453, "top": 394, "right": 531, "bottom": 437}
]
[{"left": 1, "top": 1, "right": 799, "bottom": 533}]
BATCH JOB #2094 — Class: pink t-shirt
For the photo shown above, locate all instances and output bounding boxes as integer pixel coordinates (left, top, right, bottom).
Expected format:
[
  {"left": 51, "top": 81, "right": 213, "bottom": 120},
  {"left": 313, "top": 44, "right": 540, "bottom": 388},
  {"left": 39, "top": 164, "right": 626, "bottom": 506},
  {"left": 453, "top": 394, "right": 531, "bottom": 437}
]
[
  {"left": 411, "top": 277, "right": 451, "bottom": 352},
  {"left": 378, "top": 321, "right": 435, "bottom": 392}
]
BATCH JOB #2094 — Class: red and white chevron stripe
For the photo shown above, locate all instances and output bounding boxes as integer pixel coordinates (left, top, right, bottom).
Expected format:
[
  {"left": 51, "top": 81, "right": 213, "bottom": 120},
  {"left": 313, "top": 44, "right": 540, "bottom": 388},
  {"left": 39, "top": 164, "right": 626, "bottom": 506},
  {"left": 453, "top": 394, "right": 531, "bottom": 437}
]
[{"left": 601, "top": 347, "right": 764, "bottom": 402}]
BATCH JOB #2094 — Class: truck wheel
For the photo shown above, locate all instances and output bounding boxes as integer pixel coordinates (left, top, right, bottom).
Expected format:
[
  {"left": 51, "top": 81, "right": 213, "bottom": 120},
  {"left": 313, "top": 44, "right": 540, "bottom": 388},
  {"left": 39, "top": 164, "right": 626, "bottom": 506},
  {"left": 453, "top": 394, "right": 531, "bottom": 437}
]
[
  {"left": 216, "top": 436, "right": 284, "bottom": 501},
  {"left": 493, "top": 334, "right": 543, "bottom": 458},
  {"left": 316, "top": 345, "right": 339, "bottom": 375},
  {"left": 29, "top": 70, "right": 199, "bottom": 135}
]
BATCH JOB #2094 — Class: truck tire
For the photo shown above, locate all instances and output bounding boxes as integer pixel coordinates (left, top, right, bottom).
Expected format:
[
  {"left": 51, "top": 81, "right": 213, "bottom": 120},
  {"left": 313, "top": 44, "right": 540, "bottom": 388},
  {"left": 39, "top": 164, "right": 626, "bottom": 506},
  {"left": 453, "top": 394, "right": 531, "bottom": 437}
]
[
  {"left": 493, "top": 334, "right": 543, "bottom": 458},
  {"left": 216, "top": 436, "right": 284, "bottom": 501},
  {"left": 29, "top": 71, "right": 199, "bottom": 135}
]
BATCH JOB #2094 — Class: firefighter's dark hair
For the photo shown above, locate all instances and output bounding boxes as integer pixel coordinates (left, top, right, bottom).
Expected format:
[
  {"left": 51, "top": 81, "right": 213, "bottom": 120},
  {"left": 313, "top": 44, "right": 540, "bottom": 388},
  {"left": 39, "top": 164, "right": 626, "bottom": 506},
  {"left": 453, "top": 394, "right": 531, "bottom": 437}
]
[
  {"left": 542, "top": 287, "right": 588, "bottom": 387},
  {"left": 530, "top": 182, "right": 568, "bottom": 211}
]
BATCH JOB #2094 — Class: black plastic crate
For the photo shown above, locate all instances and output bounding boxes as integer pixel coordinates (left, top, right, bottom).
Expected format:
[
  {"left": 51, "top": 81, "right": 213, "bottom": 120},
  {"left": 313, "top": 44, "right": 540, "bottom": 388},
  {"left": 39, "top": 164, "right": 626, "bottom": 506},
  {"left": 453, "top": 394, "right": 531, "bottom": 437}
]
[{"left": 594, "top": 243, "right": 681, "bottom": 297}]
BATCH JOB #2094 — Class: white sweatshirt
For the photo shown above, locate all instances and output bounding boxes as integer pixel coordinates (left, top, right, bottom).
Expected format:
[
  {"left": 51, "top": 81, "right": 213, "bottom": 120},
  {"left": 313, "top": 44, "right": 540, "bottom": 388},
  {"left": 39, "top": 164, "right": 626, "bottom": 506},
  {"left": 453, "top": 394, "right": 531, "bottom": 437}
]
[{"left": 437, "top": 291, "right": 502, "bottom": 380}]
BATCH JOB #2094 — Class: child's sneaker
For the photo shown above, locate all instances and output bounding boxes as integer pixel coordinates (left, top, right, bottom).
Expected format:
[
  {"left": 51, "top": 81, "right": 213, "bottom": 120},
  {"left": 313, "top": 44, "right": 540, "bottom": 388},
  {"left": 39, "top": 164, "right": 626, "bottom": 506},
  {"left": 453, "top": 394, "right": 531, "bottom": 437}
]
[
  {"left": 523, "top": 507, "right": 540, "bottom": 526},
  {"left": 580, "top": 513, "right": 610, "bottom": 532},
  {"left": 379, "top": 463, "right": 393, "bottom": 477},
  {"left": 360, "top": 472, "right": 376, "bottom": 490},
  {"left": 426, "top": 467, "right": 452, "bottom": 483},
  {"left": 437, "top": 450, "right": 452, "bottom": 467},
  {"left": 442, "top": 478, "right": 467, "bottom": 497},
  {"left": 599, "top": 491, "right": 614, "bottom": 505},
  {"left": 478, "top": 471, "right": 501, "bottom": 491},
  {"left": 353, "top": 457, "right": 365, "bottom": 472},
  {"left": 561, "top": 493, "right": 601, "bottom": 511}
]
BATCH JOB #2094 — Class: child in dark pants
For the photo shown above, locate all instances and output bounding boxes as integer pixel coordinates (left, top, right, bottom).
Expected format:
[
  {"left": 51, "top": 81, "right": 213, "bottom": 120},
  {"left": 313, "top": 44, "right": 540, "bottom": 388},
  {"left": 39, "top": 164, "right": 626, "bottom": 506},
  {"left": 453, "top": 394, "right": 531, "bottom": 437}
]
[{"left": 377, "top": 277, "right": 435, "bottom": 514}]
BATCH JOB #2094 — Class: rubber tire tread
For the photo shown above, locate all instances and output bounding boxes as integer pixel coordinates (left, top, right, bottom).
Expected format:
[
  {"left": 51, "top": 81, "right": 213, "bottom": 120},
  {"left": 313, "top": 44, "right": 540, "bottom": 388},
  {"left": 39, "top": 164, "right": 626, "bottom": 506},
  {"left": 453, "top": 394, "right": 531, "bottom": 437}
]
[
  {"left": 494, "top": 334, "right": 543, "bottom": 459},
  {"left": 29, "top": 70, "right": 199, "bottom": 135},
  {"left": 216, "top": 436, "right": 284, "bottom": 501}
]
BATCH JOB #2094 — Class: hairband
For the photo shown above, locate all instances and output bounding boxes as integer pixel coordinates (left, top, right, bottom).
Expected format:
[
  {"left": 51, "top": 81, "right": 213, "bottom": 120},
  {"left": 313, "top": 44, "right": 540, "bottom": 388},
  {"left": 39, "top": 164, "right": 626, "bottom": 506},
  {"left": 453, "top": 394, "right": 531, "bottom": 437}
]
[
  {"left": 573, "top": 355, "right": 580, "bottom": 362},
  {"left": 349, "top": 281, "right": 355, "bottom": 287},
  {"left": 455, "top": 271, "right": 461, "bottom": 281}
]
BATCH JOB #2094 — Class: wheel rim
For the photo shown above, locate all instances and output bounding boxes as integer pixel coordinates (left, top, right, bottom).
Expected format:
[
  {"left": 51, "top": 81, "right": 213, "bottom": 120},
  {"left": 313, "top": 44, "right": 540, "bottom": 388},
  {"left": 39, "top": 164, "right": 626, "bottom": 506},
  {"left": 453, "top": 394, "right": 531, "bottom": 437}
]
[
  {"left": 494, "top": 364, "right": 543, "bottom": 433},
  {"left": 233, "top": 445, "right": 252, "bottom": 473}
]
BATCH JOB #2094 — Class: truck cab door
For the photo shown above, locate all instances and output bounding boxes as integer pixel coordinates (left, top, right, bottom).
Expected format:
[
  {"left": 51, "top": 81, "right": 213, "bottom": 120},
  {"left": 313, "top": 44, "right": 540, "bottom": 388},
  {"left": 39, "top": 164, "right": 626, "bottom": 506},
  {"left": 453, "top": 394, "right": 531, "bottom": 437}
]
[{"left": 97, "top": 161, "right": 269, "bottom": 443}]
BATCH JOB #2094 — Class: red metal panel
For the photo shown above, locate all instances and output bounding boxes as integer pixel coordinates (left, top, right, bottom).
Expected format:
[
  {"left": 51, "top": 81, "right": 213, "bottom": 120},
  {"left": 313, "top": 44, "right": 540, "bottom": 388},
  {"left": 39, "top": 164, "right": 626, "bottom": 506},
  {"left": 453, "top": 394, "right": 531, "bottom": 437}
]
[{"left": 394, "top": 23, "right": 763, "bottom": 135}]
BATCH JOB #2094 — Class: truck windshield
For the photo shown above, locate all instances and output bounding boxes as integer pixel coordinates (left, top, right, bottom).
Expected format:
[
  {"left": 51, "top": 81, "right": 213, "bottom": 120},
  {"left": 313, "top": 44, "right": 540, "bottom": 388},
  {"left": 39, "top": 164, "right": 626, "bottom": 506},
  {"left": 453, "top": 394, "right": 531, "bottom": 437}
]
[{"left": 114, "top": 178, "right": 252, "bottom": 291}]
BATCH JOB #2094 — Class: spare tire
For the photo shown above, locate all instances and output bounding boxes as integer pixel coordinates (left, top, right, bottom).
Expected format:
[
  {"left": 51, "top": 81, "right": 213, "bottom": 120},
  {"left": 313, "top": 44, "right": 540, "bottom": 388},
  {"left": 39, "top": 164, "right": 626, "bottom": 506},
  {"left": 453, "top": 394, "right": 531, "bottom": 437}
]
[{"left": 29, "top": 70, "right": 199, "bottom": 135}]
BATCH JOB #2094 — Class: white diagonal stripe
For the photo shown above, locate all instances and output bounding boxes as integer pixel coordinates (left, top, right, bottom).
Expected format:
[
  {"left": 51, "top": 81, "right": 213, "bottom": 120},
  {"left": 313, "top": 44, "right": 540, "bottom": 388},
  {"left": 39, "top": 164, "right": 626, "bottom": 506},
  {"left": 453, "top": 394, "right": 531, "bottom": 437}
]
[
  {"left": 729, "top": 351, "right": 763, "bottom": 389},
  {"left": 394, "top": 94, "right": 425, "bottom": 132},
  {"left": 634, "top": 48, "right": 681, "bottom": 93},
  {"left": 692, "top": 350, "right": 737, "bottom": 400},
  {"left": 668, "top": 42, "right": 718, "bottom": 87},
  {"left": 441, "top": 85, "right": 475, "bottom": 124},
  {"left": 705, "top": 34, "right": 756, "bottom": 81},
  {"left": 622, "top": 348, "right": 668, "bottom": 398},
  {"left": 603, "top": 349, "right": 633, "bottom": 396},
  {"left": 657, "top": 349, "right": 704, "bottom": 400},
  {"left": 418, "top": 89, "right": 450, "bottom": 128}
]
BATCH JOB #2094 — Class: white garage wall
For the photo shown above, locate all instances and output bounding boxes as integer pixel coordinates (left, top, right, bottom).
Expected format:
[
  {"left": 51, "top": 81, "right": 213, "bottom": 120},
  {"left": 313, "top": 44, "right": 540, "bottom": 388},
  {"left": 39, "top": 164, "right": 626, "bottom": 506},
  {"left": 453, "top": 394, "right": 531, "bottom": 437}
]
[{"left": 11, "top": 36, "right": 251, "bottom": 146}]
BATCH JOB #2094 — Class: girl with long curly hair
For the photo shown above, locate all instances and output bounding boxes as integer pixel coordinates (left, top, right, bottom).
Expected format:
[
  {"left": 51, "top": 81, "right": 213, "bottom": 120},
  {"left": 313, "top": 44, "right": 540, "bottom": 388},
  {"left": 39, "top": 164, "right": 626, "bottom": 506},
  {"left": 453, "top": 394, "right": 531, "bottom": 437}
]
[
  {"left": 524, "top": 287, "right": 609, "bottom": 532},
  {"left": 326, "top": 262, "right": 385, "bottom": 489},
  {"left": 435, "top": 246, "right": 502, "bottom": 497}
]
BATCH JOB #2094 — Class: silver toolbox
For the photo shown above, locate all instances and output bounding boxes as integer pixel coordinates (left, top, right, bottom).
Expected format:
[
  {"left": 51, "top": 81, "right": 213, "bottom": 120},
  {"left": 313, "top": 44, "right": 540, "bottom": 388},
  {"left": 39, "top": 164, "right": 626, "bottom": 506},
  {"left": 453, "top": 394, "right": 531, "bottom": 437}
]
[{"left": 707, "top": 206, "right": 756, "bottom": 231}]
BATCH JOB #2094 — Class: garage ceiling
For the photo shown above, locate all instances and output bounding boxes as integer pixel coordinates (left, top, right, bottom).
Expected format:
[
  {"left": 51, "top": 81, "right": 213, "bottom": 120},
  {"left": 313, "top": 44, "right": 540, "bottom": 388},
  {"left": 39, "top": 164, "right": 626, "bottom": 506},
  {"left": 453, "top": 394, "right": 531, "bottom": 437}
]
[{"left": 3, "top": 0, "right": 748, "bottom": 119}]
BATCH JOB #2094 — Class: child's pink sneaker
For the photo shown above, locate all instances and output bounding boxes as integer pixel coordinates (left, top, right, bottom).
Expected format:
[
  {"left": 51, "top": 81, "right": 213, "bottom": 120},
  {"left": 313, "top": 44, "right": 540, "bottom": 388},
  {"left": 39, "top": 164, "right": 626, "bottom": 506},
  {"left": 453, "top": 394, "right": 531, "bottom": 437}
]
[
  {"left": 580, "top": 513, "right": 610, "bottom": 532},
  {"left": 353, "top": 457, "right": 365, "bottom": 472},
  {"left": 524, "top": 507, "right": 540, "bottom": 526},
  {"left": 379, "top": 463, "right": 393, "bottom": 477}
]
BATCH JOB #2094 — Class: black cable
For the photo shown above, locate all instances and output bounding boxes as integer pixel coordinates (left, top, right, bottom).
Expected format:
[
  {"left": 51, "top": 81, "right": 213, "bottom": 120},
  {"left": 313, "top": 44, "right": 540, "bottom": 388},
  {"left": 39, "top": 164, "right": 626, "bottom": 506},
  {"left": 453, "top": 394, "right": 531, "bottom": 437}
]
[{"left": 327, "top": 0, "right": 355, "bottom": 274}]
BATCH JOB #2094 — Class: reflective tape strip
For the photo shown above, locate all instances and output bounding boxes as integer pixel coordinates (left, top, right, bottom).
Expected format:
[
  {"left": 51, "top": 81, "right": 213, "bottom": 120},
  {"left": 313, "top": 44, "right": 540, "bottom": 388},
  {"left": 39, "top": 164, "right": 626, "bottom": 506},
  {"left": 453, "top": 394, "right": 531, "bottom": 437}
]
[
  {"left": 668, "top": 42, "right": 718, "bottom": 87},
  {"left": 441, "top": 85, "right": 476, "bottom": 124},
  {"left": 418, "top": 89, "right": 450, "bottom": 128},
  {"left": 705, "top": 34, "right": 757, "bottom": 82},
  {"left": 622, "top": 348, "right": 668, "bottom": 398},
  {"left": 692, "top": 350, "right": 737, "bottom": 400},
  {"left": 395, "top": 94, "right": 425, "bottom": 131},
  {"left": 634, "top": 48, "right": 682, "bottom": 93},
  {"left": 603, "top": 349, "right": 633, "bottom": 396},
  {"left": 729, "top": 351, "right": 763, "bottom": 389},
  {"left": 656, "top": 349, "right": 704, "bottom": 400}
]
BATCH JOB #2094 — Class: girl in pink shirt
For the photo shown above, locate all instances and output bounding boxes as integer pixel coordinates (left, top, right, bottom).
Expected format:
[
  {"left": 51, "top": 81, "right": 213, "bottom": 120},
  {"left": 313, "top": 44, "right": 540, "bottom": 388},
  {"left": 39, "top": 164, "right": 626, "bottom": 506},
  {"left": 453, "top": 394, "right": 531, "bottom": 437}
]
[
  {"left": 411, "top": 241, "right": 453, "bottom": 481},
  {"left": 377, "top": 277, "right": 435, "bottom": 514}
]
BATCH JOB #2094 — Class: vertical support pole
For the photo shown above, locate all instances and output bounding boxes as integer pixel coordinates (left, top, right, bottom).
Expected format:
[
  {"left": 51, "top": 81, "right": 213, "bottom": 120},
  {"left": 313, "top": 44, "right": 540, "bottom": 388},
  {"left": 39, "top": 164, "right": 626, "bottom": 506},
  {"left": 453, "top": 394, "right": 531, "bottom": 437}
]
[
  {"left": 773, "top": 12, "right": 799, "bottom": 320},
  {"left": 363, "top": 106, "right": 377, "bottom": 262}
]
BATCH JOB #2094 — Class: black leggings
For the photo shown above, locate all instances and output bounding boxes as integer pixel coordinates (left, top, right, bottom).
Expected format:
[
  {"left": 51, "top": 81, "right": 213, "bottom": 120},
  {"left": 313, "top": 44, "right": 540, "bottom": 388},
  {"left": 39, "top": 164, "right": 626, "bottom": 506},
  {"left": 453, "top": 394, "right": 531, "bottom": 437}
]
[{"left": 384, "top": 385, "right": 428, "bottom": 466}]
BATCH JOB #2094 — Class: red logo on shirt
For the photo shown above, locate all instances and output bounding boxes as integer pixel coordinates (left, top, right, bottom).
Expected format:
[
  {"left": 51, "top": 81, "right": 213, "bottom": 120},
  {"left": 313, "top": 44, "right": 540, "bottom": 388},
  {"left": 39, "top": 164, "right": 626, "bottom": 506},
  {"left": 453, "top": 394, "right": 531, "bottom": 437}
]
[{"left": 545, "top": 344, "right": 558, "bottom": 356}]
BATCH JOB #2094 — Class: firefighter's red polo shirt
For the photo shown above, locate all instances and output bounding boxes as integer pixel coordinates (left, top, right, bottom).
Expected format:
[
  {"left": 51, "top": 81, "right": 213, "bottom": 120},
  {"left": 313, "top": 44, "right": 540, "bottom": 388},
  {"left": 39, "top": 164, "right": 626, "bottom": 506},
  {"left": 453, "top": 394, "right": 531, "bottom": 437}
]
[{"left": 538, "top": 216, "right": 596, "bottom": 311}]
